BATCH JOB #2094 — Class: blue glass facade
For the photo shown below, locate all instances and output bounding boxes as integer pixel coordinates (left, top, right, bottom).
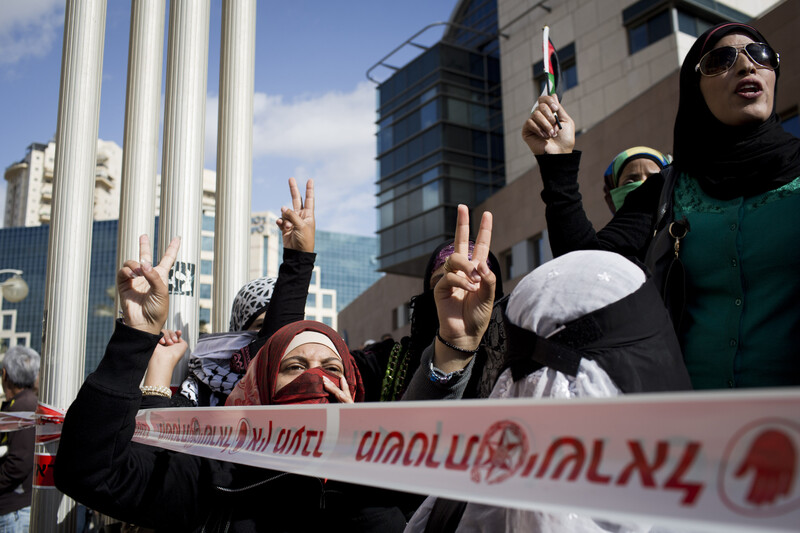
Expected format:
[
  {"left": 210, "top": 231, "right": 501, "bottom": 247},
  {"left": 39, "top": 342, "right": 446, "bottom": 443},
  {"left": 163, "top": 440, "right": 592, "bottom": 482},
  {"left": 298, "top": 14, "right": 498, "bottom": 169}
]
[
  {"left": 376, "top": 0, "right": 504, "bottom": 275},
  {"left": 299, "top": 230, "right": 381, "bottom": 312},
  {"left": 1, "top": 221, "right": 378, "bottom": 374},
  {"left": 0, "top": 220, "right": 134, "bottom": 377}
]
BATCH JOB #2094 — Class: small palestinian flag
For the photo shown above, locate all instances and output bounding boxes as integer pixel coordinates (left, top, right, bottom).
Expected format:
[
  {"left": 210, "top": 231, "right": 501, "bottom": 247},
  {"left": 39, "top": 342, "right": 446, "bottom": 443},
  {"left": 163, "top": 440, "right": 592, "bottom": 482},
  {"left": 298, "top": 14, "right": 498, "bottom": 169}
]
[{"left": 541, "top": 25, "right": 563, "bottom": 101}]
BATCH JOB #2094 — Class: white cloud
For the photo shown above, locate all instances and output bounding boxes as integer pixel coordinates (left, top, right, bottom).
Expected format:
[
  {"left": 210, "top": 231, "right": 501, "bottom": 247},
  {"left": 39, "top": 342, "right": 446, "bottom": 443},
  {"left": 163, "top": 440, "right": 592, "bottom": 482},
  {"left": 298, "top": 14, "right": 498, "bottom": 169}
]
[
  {"left": 205, "top": 82, "right": 379, "bottom": 236},
  {"left": 0, "top": 0, "right": 64, "bottom": 66}
]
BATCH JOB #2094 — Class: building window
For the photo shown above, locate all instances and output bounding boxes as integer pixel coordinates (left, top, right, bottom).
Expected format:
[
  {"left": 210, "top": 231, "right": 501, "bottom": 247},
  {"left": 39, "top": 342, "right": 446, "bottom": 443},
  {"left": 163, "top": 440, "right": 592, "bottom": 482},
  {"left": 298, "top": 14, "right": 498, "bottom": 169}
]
[
  {"left": 200, "top": 260, "right": 213, "bottom": 276},
  {"left": 676, "top": 9, "right": 713, "bottom": 38},
  {"left": 322, "top": 316, "right": 333, "bottom": 327},
  {"left": 202, "top": 214, "right": 215, "bottom": 232},
  {"left": 624, "top": 0, "right": 747, "bottom": 55},
  {"left": 306, "top": 314, "right": 316, "bottom": 321},
  {"left": 199, "top": 307, "right": 211, "bottom": 323},
  {"left": 628, "top": 9, "right": 671, "bottom": 54},
  {"left": 533, "top": 42, "right": 578, "bottom": 94},
  {"left": 199, "top": 283, "right": 212, "bottom": 299},
  {"left": 310, "top": 270, "right": 317, "bottom": 285},
  {"left": 201, "top": 236, "right": 214, "bottom": 252},
  {"left": 501, "top": 233, "right": 553, "bottom": 280},
  {"left": 322, "top": 294, "right": 333, "bottom": 309},
  {"left": 307, "top": 294, "right": 316, "bottom": 307}
]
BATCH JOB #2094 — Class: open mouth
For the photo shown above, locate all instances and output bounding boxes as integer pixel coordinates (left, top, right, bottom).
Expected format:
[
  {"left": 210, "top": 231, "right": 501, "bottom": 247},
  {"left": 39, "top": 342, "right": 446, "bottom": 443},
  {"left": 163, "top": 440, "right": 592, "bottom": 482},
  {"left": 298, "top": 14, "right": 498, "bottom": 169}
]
[{"left": 735, "top": 79, "right": 763, "bottom": 99}]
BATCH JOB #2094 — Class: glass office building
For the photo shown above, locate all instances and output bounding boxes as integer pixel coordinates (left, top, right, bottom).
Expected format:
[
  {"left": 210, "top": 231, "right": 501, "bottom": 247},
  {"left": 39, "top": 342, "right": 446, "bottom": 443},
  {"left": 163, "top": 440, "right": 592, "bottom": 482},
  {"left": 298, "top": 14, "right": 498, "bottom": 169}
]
[
  {"left": 0, "top": 220, "right": 122, "bottom": 376},
  {"left": 312, "top": 230, "right": 381, "bottom": 312},
  {"left": 375, "top": 0, "right": 504, "bottom": 275}
]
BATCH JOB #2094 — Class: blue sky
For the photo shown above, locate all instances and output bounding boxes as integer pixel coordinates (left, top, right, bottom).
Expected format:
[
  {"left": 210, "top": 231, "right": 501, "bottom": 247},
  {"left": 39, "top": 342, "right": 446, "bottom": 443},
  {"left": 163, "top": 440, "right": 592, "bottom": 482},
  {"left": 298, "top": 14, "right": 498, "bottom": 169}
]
[{"left": 0, "top": 0, "right": 456, "bottom": 235}]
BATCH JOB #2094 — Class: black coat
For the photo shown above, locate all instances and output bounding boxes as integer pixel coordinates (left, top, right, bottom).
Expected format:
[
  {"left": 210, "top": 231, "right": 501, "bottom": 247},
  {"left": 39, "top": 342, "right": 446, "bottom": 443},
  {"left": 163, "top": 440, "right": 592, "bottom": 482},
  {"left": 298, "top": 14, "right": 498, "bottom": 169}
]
[
  {"left": 55, "top": 322, "right": 409, "bottom": 532},
  {"left": 537, "top": 152, "right": 684, "bottom": 321},
  {"left": 0, "top": 388, "right": 36, "bottom": 515}
]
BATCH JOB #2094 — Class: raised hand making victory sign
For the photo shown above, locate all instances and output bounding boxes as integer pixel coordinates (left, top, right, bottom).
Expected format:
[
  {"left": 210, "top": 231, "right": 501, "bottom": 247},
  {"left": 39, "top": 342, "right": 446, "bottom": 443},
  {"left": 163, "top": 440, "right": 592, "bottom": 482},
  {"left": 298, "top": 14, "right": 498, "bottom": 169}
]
[
  {"left": 433, "top": 204, "right": 496, "bottom": 373},
  {"left": 116, "top": 234, "right": 181, "bottom": 335},
  {"left": 276, "top": 177, "right": 315, "bottom": 252}
]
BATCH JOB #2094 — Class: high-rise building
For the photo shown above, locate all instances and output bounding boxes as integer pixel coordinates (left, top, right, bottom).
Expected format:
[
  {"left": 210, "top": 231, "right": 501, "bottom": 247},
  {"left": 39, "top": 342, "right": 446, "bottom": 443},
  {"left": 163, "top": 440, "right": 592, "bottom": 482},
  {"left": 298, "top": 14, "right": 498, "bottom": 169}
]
[
  {"left": 4, "top": 140, "right": 122, "bottom": 227},
  {"left": 373, "top": 0, "right": 505, "bottom": 276},
  {"left": 3, "top": 139, "right": 218, "bottom": 230}
]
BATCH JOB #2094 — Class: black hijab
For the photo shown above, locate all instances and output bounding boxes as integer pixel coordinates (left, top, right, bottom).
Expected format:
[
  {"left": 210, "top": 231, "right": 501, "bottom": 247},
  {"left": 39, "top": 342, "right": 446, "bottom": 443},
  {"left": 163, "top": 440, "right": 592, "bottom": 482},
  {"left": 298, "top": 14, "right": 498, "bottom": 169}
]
[{"left": 673, "top": 22, "right": 800, "bottom": 199}]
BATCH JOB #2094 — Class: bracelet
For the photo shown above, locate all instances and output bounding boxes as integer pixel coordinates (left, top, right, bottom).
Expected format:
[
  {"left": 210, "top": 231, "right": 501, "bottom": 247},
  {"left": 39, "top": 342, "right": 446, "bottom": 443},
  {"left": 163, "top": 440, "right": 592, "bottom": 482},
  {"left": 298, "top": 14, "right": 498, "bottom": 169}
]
[
  {"left": 429, "top": 361, "right": 464, "bottom": 385},
  {"left": 140, "top": 385, "right": 172, "bottom": 398},
  {"left": 435, "top": 329, "right": 479, "bottom": 354}
]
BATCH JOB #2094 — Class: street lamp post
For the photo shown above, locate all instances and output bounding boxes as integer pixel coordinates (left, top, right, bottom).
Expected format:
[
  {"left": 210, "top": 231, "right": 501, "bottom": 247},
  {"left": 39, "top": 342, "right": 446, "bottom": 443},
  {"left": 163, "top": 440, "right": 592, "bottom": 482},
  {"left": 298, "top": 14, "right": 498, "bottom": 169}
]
[{"left": 0, "top": 270, "right": 29, "bottom": 304}]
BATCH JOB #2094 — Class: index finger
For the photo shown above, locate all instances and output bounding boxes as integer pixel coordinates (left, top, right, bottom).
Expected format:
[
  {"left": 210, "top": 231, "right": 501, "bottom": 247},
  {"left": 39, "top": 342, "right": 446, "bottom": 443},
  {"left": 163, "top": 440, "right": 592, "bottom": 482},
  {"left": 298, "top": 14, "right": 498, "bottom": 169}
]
[
  {"left": 139, "top": 234, "right": 152, "bottom": 265},
  {"left": 304, "top": 179, "right": 314, "bottom": 214},
  {"left": 454, "top": 204, "right": 470, "bottom": 256},
  {"left": 472, "top": 211, "right": 492, "bottom": 265},
  {"left": 288, "top": 177, "right": 302, "bottom": 212},
  {"left": 158, "top": 236, "right": 181, "bottom": 271}
]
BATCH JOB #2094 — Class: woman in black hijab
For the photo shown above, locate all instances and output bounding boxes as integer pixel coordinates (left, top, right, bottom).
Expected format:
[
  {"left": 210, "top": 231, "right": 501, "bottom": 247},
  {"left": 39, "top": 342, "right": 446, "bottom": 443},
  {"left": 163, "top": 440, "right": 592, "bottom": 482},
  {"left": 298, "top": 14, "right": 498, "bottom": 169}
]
[
  {"left": 378, "top": 237, "right": 504, "bottom": 401},
  {"left": 523, "top": 22, "right": 800, "bottom": 390}
]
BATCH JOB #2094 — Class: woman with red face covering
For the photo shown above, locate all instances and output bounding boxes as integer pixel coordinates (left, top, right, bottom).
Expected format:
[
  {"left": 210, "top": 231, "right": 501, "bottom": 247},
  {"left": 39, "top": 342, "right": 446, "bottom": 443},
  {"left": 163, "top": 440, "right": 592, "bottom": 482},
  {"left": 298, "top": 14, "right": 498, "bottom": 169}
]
[
  {"left": 523, "top": 22, "right": 800, "bottom": 390},
  {"left": 54, "top": 237, "right": 408, "bottom": 533}
]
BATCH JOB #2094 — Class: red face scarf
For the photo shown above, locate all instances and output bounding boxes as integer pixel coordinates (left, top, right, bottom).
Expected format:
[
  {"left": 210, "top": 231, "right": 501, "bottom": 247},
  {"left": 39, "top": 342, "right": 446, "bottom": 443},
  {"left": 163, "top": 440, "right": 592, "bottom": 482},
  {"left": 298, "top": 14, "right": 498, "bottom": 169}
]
[{"left": 225, "top": 320, "right": 365, "bottom": 406}]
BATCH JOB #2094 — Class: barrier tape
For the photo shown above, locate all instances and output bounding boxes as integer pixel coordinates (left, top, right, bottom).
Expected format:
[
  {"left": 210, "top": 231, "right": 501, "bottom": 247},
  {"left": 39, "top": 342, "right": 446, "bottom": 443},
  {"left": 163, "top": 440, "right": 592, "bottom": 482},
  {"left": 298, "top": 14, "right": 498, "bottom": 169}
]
[
  {"left": 11, "top": 391, "right": 800, "bottom": 531},
  {"left": 0, "top": 404, "right": 64, "bottom": 443},
  {"left": 129, "top": 389, "right": 800, "bottom": 532}
]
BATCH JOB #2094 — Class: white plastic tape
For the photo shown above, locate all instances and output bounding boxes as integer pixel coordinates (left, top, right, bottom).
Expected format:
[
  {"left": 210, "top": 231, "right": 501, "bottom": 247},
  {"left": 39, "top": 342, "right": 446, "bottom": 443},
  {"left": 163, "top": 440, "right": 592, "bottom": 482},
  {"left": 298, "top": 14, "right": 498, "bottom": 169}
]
[{"left": 130, "top": 388, "right": 800, "bottom": 532}]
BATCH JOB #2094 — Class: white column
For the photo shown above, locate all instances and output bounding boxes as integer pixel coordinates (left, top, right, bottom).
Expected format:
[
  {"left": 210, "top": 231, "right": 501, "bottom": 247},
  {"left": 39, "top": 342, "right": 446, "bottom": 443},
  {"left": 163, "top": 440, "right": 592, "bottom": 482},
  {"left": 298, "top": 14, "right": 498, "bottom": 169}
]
[
  {"left": 212, "top": 0, "right": 256, "bottom": 331},
  {"left": 159, "top": 0, "right": 210, "bottom": 382},
  {"left": 31, "top": 1, "right": 106, "bottom": 531},
  {"left": 116, "top": 0, "right": 166, "bottom": 276}
]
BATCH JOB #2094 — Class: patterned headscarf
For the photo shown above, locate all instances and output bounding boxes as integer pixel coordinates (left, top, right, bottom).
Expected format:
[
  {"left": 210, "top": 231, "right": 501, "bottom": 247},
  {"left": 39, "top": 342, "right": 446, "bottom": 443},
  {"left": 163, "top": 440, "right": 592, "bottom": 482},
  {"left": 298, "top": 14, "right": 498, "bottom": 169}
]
[
  {"left": 226, "top": 320, "right": 365, "bottom": 406},
  {"left": 603, "top": 146, "right": 670, "bottom": 190},
  {"left": 229, "top": 277, "right": 277, "bottom": 332},
  {"left": 177, "top": 276, "right": 277, "bottom": 406}
]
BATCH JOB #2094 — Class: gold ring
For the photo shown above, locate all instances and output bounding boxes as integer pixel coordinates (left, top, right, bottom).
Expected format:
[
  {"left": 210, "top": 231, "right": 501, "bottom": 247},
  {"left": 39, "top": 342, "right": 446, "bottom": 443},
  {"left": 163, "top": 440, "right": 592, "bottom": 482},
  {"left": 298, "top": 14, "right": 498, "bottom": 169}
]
[{"left": 443, "top": 256, "right": 455, "bottom": 274}]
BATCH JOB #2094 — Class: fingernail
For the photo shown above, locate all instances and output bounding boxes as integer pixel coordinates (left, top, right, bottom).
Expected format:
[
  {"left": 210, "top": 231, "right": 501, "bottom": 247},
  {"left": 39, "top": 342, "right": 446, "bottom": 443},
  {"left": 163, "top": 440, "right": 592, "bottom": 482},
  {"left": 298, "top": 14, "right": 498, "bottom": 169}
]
[
  {"left": 550, "top": 103, "right": 559, "bottom": 111},
  {"left": 550, "top": 129, "right": 556, "bottom": 137},
  {"left": 142, "top": 262, "right": 152, "bottom": 272}
]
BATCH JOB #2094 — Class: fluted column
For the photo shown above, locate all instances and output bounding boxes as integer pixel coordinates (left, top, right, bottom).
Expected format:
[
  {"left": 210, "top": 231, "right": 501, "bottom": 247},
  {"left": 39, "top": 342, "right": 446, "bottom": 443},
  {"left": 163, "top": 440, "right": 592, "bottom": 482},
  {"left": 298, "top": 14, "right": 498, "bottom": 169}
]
[
  {"left": 212, "top": 0, "right": 256, "bottom": 331},
  {"left": 159, "top": 0, "right": 210, "bottom": 382},
  {"left": 116, "top": 0, "right": 166, "bottom": 277},
  {"left": 31, "top": 1, "right": 107, "bottom": 531}
]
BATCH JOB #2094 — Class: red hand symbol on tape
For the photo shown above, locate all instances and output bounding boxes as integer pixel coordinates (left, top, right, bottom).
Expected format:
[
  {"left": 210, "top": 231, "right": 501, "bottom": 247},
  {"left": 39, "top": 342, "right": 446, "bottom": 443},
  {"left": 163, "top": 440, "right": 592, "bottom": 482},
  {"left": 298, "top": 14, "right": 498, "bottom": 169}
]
[{"left": 734, "top": 429, "right": 796, "bottom": 506}]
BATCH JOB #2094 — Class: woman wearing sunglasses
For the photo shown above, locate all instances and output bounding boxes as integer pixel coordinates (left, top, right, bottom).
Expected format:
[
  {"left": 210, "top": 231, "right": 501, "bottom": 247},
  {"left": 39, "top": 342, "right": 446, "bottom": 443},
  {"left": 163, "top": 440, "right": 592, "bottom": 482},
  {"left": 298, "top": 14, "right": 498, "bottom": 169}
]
[{"left": 523, "top": 22, "right": 800, "bottom": 390}]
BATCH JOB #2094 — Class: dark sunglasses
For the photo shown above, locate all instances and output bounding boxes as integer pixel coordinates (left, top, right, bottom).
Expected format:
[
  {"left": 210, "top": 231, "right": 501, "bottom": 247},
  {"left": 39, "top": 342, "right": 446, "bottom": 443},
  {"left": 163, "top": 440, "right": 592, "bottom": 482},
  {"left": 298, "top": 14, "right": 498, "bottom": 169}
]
[{"left": 695, "top": 42, "right": 780, "bottom": 77}]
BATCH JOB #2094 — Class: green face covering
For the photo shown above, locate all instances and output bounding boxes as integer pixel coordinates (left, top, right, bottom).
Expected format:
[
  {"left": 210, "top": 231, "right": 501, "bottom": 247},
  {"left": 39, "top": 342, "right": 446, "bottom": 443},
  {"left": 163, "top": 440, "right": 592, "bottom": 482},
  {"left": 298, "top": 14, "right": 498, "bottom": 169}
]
[{"left": 610, "top": 181, "right": 643, "bottom": 211}]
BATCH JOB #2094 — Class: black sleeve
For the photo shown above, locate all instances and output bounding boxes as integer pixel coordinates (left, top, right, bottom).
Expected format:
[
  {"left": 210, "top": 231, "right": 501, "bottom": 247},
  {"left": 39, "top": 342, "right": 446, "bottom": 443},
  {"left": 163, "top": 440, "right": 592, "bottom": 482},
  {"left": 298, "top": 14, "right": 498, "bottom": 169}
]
[
  {"left": 55, "top": 321, "right": 211, "bottom": 530},
  {"left": 258, "top": 248, "right": 316, "bottom": 340},
  {"left": 537, "top": 152, "right": 662, "bottom": 261}
]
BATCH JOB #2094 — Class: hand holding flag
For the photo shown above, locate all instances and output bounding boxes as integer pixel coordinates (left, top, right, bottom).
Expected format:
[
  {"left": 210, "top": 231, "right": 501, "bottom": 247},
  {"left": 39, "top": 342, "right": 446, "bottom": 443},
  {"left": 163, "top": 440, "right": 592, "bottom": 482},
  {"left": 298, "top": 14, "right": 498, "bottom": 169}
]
[{"left": 536, "top": 25, "right": 562, "bottom": 128}]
